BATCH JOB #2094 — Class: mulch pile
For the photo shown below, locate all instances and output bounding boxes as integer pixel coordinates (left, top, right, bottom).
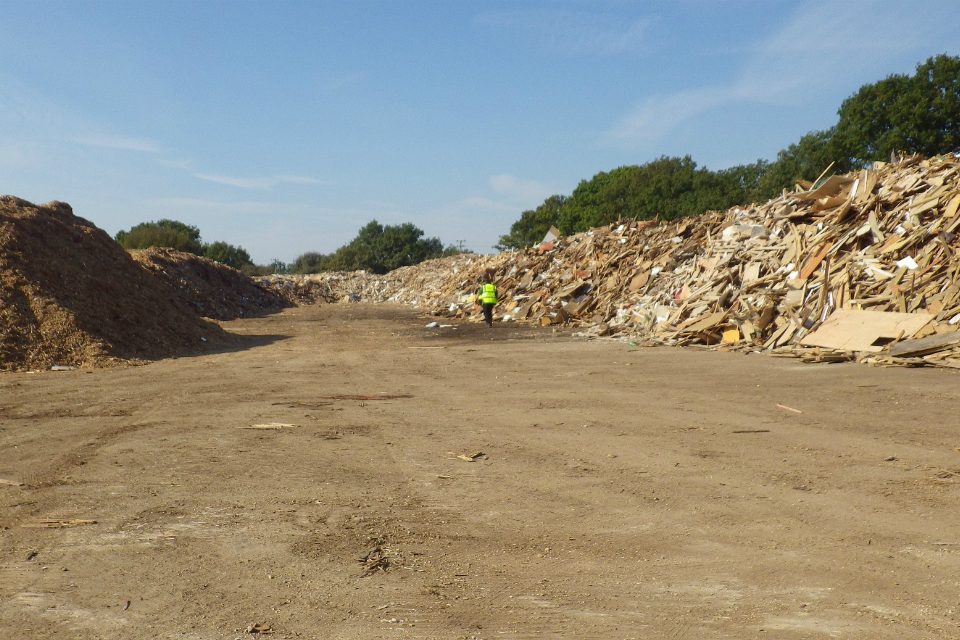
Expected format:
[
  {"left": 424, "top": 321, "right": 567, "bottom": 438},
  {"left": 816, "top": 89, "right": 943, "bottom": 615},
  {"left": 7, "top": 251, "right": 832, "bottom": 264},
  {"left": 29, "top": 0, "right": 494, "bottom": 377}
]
[
  {"left": 0, "top": 197, "right": 282, "bottom": 371},
  {"left": 131, "top": 247, "right": 289, "bottom": 320}
]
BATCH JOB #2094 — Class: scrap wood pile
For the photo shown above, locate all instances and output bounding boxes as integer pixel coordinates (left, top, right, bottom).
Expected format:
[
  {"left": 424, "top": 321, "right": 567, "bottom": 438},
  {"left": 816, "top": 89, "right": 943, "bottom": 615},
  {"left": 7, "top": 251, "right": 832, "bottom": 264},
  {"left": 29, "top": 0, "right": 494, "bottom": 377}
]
[
  {"left": 474, "top": 154, "right": 960, "bottom": 368},
  {"left": 259, "top": 270, "right": 394, "bottom": 305},
  {"left": 295, "top": 154, "right": 960, "bottom": 369},
  {"left": 260, "top": 255, "right": 477, "bottom": 306}
]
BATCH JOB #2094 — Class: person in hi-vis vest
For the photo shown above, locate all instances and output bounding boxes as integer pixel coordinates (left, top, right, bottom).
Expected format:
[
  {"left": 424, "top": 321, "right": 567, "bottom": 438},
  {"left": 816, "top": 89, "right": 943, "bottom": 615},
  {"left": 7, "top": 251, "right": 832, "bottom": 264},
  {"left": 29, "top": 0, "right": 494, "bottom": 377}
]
[{"left": 476, "top": 267, "right": 498, "bottom": 328}]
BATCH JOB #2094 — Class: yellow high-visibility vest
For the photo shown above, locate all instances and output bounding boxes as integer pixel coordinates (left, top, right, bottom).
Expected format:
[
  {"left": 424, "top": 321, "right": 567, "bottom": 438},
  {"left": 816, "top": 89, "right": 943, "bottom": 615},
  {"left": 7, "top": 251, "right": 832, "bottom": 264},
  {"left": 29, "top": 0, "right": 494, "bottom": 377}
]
[{"left": 479, "top": 283, "right": 497, "bottom": 304}]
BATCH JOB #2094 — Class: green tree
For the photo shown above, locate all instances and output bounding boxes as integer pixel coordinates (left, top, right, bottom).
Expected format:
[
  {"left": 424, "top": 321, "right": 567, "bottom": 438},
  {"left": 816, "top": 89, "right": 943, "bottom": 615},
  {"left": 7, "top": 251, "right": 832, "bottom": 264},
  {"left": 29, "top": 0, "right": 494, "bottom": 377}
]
[
  {"left": 717, "top": 160, "right": 770, "bottom": 204},
  {"left": 240, "top": 259, "right": 287, "bottom": 277},
  {"left": 115, "top": 219, "right": 203, "bottom": 254},
  {"left": 496, "top": 56, "right": 960, "bottom": 244},
  {"left": 755, "top": 130, "right": 843, "bottom": 198},
  {"left": 496, "top": 195, "right": 566, "bottom": 251},
  {"left": 357, "top": 221, "right": 445, "bottom": 273},
  {"left": 307, "top": 220, "right": 453, "bottom": 274},
  {"left": 833, "top": 54, "right": 960, "bottom": 166},
  {"left": 288, "top": 251, "right": 327, "bottom": 274},
  {"left": 202, "top": 241, "right": 253, "bottom": 270},
  {"left": 321, "top": 243, "right": 368, "bottom": 272},
  {"left": 558, "top": 156, "right": 751, "bottom": 234}
]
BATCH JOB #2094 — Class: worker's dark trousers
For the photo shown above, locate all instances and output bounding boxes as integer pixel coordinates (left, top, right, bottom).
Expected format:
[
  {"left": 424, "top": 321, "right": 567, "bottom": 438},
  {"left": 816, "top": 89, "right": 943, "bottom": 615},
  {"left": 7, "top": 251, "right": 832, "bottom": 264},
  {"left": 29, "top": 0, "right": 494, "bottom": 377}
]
[{"left": 481, "top": 303, "right": 494, "bottom": 326}]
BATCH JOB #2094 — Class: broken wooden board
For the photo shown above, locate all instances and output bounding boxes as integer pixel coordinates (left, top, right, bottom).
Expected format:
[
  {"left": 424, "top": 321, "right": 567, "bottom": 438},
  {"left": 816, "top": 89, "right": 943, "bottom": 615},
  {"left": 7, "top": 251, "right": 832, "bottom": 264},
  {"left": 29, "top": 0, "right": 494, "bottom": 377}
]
[
  {"left": 22, "top": 519, "right": 98, "bottom": 528},
  {"left": 677, "top": 311, "right": 727, "bottom": 334},
  {"left": 887, "top": 330, "right": 960, "bottom": 357},
  {"left": 240, "top": 423, "right": 299, "bottom": 430},
  {"left": 315, "top": 395, "right": 413, "bottom": 400},
  {"left": 800, "top": 309, "right": 932, "bottom": 353}
]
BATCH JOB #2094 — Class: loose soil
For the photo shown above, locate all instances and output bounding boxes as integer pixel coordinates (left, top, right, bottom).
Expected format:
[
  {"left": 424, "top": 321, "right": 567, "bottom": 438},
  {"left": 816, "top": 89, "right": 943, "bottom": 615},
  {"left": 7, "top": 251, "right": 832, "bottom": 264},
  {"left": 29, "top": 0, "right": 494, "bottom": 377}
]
[{"left": 2, "top": 304, "right": 959, "bottom": 639}]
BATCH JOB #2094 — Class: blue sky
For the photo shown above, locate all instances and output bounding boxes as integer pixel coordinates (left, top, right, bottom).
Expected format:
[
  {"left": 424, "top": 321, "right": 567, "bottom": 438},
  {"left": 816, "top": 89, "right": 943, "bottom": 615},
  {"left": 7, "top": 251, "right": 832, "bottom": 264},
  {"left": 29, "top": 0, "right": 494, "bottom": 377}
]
[{"left": 2, "top": 1, "right": 959, "bottom": 264}]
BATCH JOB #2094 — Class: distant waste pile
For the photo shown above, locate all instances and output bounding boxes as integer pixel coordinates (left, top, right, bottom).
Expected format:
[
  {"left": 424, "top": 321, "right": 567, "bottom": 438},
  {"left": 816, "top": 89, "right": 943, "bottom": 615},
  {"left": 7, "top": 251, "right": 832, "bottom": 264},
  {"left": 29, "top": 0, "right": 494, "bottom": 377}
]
[
  {"left": 131, "top": 247, "right": 289, "bottom": 320},
  {"left": 0, "top": 197, "right": 285, "bottom": 371},
  {"left": 269, "top": 154, "right": 960, "bottom": 369}
]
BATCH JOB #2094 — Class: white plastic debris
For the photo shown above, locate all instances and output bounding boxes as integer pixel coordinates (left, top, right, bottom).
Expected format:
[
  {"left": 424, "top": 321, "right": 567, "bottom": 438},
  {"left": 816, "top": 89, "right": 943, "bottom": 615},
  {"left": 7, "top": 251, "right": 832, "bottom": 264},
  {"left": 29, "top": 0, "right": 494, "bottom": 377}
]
[{"left": 896, "top": 256, "right": 919, "bottom": 270}]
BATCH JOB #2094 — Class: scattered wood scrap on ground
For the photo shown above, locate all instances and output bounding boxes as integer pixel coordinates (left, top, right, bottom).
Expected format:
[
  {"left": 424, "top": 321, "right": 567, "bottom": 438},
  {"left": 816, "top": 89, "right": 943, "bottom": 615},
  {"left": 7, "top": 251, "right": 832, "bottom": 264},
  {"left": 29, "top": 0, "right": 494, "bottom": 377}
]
[{"left": 22, "top": 519, "right": 98, "bottom": 528}]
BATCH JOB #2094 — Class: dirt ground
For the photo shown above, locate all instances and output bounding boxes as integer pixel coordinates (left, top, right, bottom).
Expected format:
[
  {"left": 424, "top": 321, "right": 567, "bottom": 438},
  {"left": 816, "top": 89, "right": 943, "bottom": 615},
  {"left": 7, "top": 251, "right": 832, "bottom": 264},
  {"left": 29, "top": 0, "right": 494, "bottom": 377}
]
[{"left": 2, "top": 303, "right": 960, "bottom": 640}]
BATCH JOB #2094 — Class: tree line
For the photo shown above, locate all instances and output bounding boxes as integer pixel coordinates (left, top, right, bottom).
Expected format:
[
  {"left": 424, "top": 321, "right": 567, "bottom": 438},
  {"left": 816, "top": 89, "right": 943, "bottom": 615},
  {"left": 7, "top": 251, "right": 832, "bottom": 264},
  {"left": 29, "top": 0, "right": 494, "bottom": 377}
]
[
  {"left": 115, "top": 219, "right": 255, "bottom": 270},
  {"left": 114, "top": 218, "right": 463, "bottom": 276},
  {"left": 116, "top": 55, "right": 960, "bottom": 272},
  {"left": 286, "top": 220, "right": 462, "bottom": 275},
  {"left": 496, "top": 54, "right": 960, "bottom": 250}
]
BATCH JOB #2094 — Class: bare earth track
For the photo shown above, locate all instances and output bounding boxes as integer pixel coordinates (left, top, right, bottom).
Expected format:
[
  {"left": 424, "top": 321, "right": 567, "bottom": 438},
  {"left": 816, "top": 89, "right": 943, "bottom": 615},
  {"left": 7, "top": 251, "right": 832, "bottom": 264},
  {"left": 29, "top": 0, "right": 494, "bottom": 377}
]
[{"left": 2, "top": 303, "right": 959, "bottom": 639}]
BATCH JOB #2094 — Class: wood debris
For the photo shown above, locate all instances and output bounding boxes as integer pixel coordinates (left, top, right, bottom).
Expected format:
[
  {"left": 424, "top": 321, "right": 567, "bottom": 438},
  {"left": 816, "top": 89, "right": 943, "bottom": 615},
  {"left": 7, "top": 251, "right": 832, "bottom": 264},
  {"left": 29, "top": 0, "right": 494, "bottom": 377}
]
[
  {"left": 357, "top": 544, "right": 391, "bottom": 575},
  {"left": 269, "top": 154, "right": 960, "bottom": 369},
  {"left": 776, "top": 404, "right": 803, "bottom": 414},
  {"left": 240, "top": 423, "right": 299, "bottom": 430},
  {"left": 315, "top": 394, "right": 413, "bottom": 401},
  {"left": 22, "top": 518, "right": 98, "bottom": 528},
  {"left": 454, "top": 451, "right": 485, "bottom": 462}
]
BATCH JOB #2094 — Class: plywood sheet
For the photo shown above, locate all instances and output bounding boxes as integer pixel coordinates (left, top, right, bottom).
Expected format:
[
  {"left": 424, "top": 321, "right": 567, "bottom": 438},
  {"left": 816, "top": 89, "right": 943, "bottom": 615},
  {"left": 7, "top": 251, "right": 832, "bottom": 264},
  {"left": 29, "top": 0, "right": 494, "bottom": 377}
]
[{"left": 799, "top": 309, "right": 932, "bottom": 352}]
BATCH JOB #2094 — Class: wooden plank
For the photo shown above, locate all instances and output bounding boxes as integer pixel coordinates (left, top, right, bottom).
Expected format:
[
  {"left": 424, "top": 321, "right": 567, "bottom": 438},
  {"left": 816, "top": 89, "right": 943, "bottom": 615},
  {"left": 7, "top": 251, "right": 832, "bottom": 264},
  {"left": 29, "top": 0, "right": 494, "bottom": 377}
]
[
  {"left": 677, "top": 311, "right": 727, "bottom": 334},
  {"left": 888, "top": 331, "right": 960, "bottom": 357},
  {"left": 944, "top": 193, "right": 960, "bottom": 233},
  {"left": 799, "top": 243, "right": 832, "bottom": 280},
  {"left": 796, "top": 175, "right": 855, "bottom": 201}
]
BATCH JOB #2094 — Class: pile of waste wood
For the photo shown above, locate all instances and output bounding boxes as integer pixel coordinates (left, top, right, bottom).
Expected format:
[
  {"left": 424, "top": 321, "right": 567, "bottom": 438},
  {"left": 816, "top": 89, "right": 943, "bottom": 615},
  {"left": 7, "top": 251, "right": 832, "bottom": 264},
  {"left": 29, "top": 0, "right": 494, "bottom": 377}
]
[
  {"left": 259, "top": 255, "right": 480, "bottom": 306},
  {"left": 281, "top": 154, "right": 960, "bottom": 369},
  {"left": 260, "top": 270, "right": 401, "bottom": 305}
]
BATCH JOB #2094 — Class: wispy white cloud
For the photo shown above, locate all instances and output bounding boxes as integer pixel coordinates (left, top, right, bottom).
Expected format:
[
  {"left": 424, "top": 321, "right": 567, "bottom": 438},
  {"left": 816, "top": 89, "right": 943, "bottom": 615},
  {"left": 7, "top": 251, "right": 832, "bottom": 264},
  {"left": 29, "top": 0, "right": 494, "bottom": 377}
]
[
  {"left": 192, "top": 173, "right": 325, "bottom": 190},
  {"left": 735, "top": 0, "right": 945, "bottom": 103},
  {"left": 604, "top": 0, "right": 960, "bottom": 148},
  {"left": 274, "top": 174, "right": 323, "bottom": 185},
  {"left": 0, "top": 141, "right": 36, "bottom": 169},
  {"left": 456, "top": 195, "right": 519, "bottom": 214},
  {"left": 73, "top": 134, "right": 162, "bottom": 153},
  {"left": 193, "top": 174, "right": 276, "bottom": 189},
  {"left": 151, "top": 197, "right": 280, "bottom": 213},
  {"left": 156, "top": 158, "right": 196, "bottom": 171},
  {"left": 488, "top": 174, "right": 555, "bottom": 205},
  {"left": 474, "top": 9, "right": 654, "bottom": 55},
  {"left": 0, "top": 71, "right": 166, "bottom": 156},
  {"left": 151, "top": 197, "right": 375, "bottom": 223},
  {"left": 421, "top": 175, "right": 560, "bottom": 253},
  {"left": 604, "top": 87, "right": 737, "bottom": 147}
]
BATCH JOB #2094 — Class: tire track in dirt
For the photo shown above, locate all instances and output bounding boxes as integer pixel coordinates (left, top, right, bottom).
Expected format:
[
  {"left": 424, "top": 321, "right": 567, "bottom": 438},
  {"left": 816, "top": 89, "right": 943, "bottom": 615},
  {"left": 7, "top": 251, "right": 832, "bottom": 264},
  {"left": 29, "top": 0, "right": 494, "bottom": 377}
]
[{"left": 1, "top": 422, "right": 153, "bottom": 532}]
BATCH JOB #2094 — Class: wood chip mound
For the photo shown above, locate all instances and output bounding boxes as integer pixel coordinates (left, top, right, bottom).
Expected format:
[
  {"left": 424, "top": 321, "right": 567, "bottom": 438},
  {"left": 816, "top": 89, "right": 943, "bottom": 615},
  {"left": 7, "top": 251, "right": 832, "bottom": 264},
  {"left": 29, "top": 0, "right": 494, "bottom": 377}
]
[
  {"left": 0, "top": 197, "right": 231, "bottom": 370},
  {"left": 131, "top": 247, "right": 288, "bottom": 320}
]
